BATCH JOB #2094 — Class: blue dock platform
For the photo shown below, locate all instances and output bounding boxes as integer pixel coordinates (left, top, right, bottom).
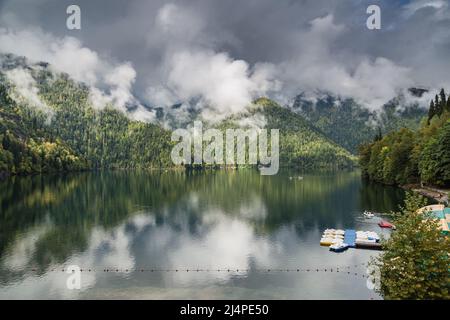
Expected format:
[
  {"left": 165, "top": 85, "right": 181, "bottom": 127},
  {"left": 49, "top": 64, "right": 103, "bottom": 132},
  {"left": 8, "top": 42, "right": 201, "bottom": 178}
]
[{"left": 344, "top": 229, "right": 356, "bottom": 247}]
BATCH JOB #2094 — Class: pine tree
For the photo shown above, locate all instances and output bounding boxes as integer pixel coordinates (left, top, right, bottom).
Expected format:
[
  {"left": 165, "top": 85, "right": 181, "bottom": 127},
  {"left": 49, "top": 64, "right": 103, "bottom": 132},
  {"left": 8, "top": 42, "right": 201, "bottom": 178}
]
[
  {"left": 438, "top": 88, "right": 447, "bottom": 115},
  {"left": 439, "top": 88, "right": 446, "bottom": 107},
  {"left": 446, "top": 96, "right": 450, "bottom": 113},
  {"left": 428, "top": 100, "right": 435, "bottom": 124},
  {"left": 374, "top": 126, "right": 383, "bottom": 141},
  {"left": 435, "top": 94, "right": 443, "bottom": 117},
  {"left": 433, "top": 121, "right": 450, "bottom": 185}
]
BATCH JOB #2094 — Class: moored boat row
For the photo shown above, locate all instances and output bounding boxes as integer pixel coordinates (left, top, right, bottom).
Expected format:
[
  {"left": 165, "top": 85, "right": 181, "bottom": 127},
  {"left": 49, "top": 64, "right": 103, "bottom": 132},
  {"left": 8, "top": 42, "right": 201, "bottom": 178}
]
[
  {"left": 320, "top": 229, "right": 346, "bottom": 247},
  {"left": 320, "top": 229, "right": 382, "bottom": 252}
]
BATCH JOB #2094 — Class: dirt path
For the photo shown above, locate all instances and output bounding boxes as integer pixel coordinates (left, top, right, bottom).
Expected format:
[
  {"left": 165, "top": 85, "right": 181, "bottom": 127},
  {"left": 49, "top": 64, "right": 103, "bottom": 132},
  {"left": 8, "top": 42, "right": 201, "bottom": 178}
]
[{"left": 403, "top": 184, "right": 449, "bottom": 205}]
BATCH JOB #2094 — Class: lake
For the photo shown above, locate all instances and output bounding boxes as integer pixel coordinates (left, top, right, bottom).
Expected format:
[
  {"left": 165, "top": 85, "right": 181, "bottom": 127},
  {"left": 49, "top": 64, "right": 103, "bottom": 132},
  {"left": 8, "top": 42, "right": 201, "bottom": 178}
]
[{"left": 0, "top": 169, "right": 405, "bottom": 299}]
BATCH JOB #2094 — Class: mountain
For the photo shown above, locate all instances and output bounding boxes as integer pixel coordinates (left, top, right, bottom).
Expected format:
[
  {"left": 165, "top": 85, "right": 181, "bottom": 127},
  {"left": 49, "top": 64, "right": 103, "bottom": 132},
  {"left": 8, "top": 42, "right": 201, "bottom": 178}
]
[
  {"left": 221, "top": 98, "right": 356, "bottom": 169},
  {"left": 0, "top": 53, "right": 356, "bottom": 176},
  {"left": 0, "top": 53, "right": 174, "bottom": 175},
  {"left": 292, "top": 92, "right": 427, "bottom": 154}
]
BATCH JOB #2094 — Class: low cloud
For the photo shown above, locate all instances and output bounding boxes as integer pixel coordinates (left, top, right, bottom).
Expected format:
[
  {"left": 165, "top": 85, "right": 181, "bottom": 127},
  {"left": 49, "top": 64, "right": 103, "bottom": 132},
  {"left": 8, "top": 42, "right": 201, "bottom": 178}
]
[
  {"left": 0, "top": 28, "right": 155, "bottom": 122},
  {"left": 275, "top": 15, "right": 416, "bottom": 112},
  {"left": 403, "top": 0, "right": 449, "bottom": 18},
  {"left": 144, "top": 3, "right": 279, "bottom": 123},
  {"left": 4, "top": 67, "right": 54, "bottom": 122},
  {"left": 234, "top": 113, "right": 267, "bottom": 130},
  {"left": 1, "top": 0, "right": 450, "bottom": 120},
  {"left": 0, "top": 28, "right": 101, "bottom": 86},
  {"left": 161, "top": 50, "right": 276, "bottom": 121}
]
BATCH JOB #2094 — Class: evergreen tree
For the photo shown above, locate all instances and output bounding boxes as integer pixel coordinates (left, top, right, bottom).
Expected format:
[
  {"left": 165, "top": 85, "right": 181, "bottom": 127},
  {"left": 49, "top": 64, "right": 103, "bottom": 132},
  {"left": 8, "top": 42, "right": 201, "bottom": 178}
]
[
  {"left": 439, "top": 88, "right": 446, "bottom": 108},
  {"left": 428, "top": 100, "right": 436, "bottom": 124},
  {"left": 374, "top": 127, "right": 383, "bottom": 141},
  {"left": 435, "top": 94, "right": 443, "bottom": 117},
  {"left": 433, "top": 121, "right": 450, "bottom": 185}
]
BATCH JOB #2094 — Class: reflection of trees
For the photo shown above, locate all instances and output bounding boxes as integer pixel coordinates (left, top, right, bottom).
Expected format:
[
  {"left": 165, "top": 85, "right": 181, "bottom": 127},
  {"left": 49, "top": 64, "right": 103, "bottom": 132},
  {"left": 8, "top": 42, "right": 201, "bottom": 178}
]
[
  {"left": 165, "top": 169, "right": 364, "bottom": 235},
  {"left": 358, "top": 178, "right": 405, "bottom": 214},
  {"left": 0, "top": 171, "right": 191, "bottom": 270},
  {"left": 0, "top": 169, "right": 404, "bottom": 279},
  {"left": 32, "top": 227, "right": 88, "bottom": 274},
  {"left": 0, "top": 174, "right": 82, "bottom": 255}
]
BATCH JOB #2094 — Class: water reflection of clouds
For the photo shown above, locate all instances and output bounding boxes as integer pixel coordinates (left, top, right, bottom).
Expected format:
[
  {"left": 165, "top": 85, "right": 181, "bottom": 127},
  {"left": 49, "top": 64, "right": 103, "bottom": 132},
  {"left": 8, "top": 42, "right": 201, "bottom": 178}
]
[
  {"left": 3, "top": 224, "right": 51, "bottom": 270},
  {"left": 0, "top": 191, "right": 378, "bottom": 299},
  {"left": 0, "top": 214, "right": 151, "bottom": 298},
  {"left": 237, "top": 195, "right": 268, "bottom": 220},
  {"left": 0, "top": 196, "right": 275, "bottom": 296},
  {"left": 128, "top": 196, "right": 274, "bottom": 284},
  {"left": 164, "top": 214, "right": 273, "bottom": 284}
]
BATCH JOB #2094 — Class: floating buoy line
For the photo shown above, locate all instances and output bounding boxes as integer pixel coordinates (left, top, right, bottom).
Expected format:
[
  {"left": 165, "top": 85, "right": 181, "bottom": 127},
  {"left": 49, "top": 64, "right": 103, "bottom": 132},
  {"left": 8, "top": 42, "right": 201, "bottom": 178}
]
[{"left": 35, "top": 262, "right": 371, "bottom": 278}]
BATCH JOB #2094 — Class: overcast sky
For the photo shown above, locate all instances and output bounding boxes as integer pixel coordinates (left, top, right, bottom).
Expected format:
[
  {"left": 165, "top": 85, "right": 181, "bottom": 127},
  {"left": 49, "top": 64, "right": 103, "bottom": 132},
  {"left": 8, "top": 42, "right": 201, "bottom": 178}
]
[{"left": 0, "top": 0, "right": 449, "bottom": 120}]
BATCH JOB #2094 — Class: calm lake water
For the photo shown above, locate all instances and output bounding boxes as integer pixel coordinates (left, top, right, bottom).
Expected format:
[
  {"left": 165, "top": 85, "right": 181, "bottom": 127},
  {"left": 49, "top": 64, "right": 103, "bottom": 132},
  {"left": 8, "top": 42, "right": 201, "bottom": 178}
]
[{"left": 0, "top": 169, "right": 405, "bottom": 299}]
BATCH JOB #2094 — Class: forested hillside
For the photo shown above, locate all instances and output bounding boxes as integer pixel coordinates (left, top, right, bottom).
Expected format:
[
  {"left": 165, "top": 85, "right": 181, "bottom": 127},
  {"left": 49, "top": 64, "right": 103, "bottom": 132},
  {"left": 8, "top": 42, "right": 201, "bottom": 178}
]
[
  {"left": 359, "top": 89, "right": 450, "bottom": 187},
  {"left": 293, "top": 92, "right": 426, "bottom": 153},
  {"left": 247, "top": 98, "right": 356, "bottom": 169},
  {"left": 0, "top": 80, "right": 89, "bottom": 175},
  {"left": 0, "top": 54, "right": 174, "bottom": 175},
  {"left": 0, "top": 54, "right": 356, "bottom": 176}
]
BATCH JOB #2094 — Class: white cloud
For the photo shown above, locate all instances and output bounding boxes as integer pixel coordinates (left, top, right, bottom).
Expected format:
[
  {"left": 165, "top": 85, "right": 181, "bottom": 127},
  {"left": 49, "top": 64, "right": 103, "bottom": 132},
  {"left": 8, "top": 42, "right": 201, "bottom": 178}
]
[
  {"left": 143, "top": 3, "right": 278, "bottom": 123},
  {"left": 104, "top": 63, "right": 137, "bottom": 109},
  {"left": 234, "top": 113, "right": 267, "bottom": 130},
  {"left": 89, "top": 62, "right": 147, "bottom": 117},
  {"left": 349, "top": 57, "right": 413, "bottom": 111},
  {"left": 1, "top": 1, "right": 449, "bottom": 119},
  {"left": 403, "top": 0, "right": 448, "bottom": 17},
  {"left": 277, "top": 15, "right": 415, "bottom": 112},
  {"left": 0, "top": 29, "right": 100, "bottom": 86},
  {"left": 146, "top": 48, "right": 277, "bottom": 122},
  {"left": 155, "top": 3, "right": 206, "bottom": 46},
  {"left": 129, "top": 105, "right": 157, "bottom": 123},
  {"left": 170, "top": 51, "right": 254, "bottom": 115},
  {"left": 5, "top": 67, "right": 54, "bottom": 120},
  {"left": 0, "top": 28, "right": 155, "bottom": 122},
  {"left": 145, "top": 85, "right": 178, "bottom": 107}
]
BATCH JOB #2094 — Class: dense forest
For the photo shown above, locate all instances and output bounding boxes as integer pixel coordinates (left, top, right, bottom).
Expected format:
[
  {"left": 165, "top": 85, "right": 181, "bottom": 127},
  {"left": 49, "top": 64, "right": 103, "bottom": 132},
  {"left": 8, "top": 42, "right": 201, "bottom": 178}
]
[
  {"left": 0, "top": 53, "right": 356, "bottom": 176},
  {"left": 223, "top": 97, "right": 357, "bottom": 169},
  {"left": 359, "top": 88, "right": 450, "bottom": 187},
  {"left": 293, "top": 92, "right": 426, "bottom": 154},
  {"left": 0, "top": 70, "right": 174, "bottom": 175}
]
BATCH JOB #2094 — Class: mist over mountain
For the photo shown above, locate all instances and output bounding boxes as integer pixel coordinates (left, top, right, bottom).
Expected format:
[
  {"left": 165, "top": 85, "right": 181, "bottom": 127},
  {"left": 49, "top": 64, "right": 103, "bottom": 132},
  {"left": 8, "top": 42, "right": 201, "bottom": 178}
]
[
  {"left": 0, "top": 53, "right": 357, "bottom": 176},
  {"left": 1, "top": 0, "right": 449, "bottom": 124},
  {"left": 291, "top": 91, "right": 428, "bottom": 153}
]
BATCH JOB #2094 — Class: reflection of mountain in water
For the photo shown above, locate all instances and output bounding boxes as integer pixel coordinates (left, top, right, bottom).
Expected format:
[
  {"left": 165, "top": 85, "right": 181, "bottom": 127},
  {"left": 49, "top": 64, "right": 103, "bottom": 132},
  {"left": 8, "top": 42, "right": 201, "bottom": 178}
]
[{"left": 0, "top": 170, "right": 404, "bottom": 298}]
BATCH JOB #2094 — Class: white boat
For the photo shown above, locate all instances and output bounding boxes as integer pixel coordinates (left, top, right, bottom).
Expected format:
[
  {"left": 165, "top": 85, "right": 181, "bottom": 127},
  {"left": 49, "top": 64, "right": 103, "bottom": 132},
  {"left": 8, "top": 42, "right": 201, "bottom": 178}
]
[
  {"left": 320, "top": 238, "right": 334, "bottom": 246},
  {"left": 329, "top": 242, "right": 349, "bottom": 252},
  {"left": 363, "top": 211, "right": 375, "bottom": 218}
]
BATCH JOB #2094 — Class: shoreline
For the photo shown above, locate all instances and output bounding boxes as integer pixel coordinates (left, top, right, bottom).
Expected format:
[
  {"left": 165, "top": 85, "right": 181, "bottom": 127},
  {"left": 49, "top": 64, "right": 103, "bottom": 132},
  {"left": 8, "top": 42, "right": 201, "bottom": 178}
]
[
  {"left": 0, "top": 165, "right": 358, "bottom": 181},
  {"left": 402, "top": 184, "right": 449, "bottom": 205}
]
